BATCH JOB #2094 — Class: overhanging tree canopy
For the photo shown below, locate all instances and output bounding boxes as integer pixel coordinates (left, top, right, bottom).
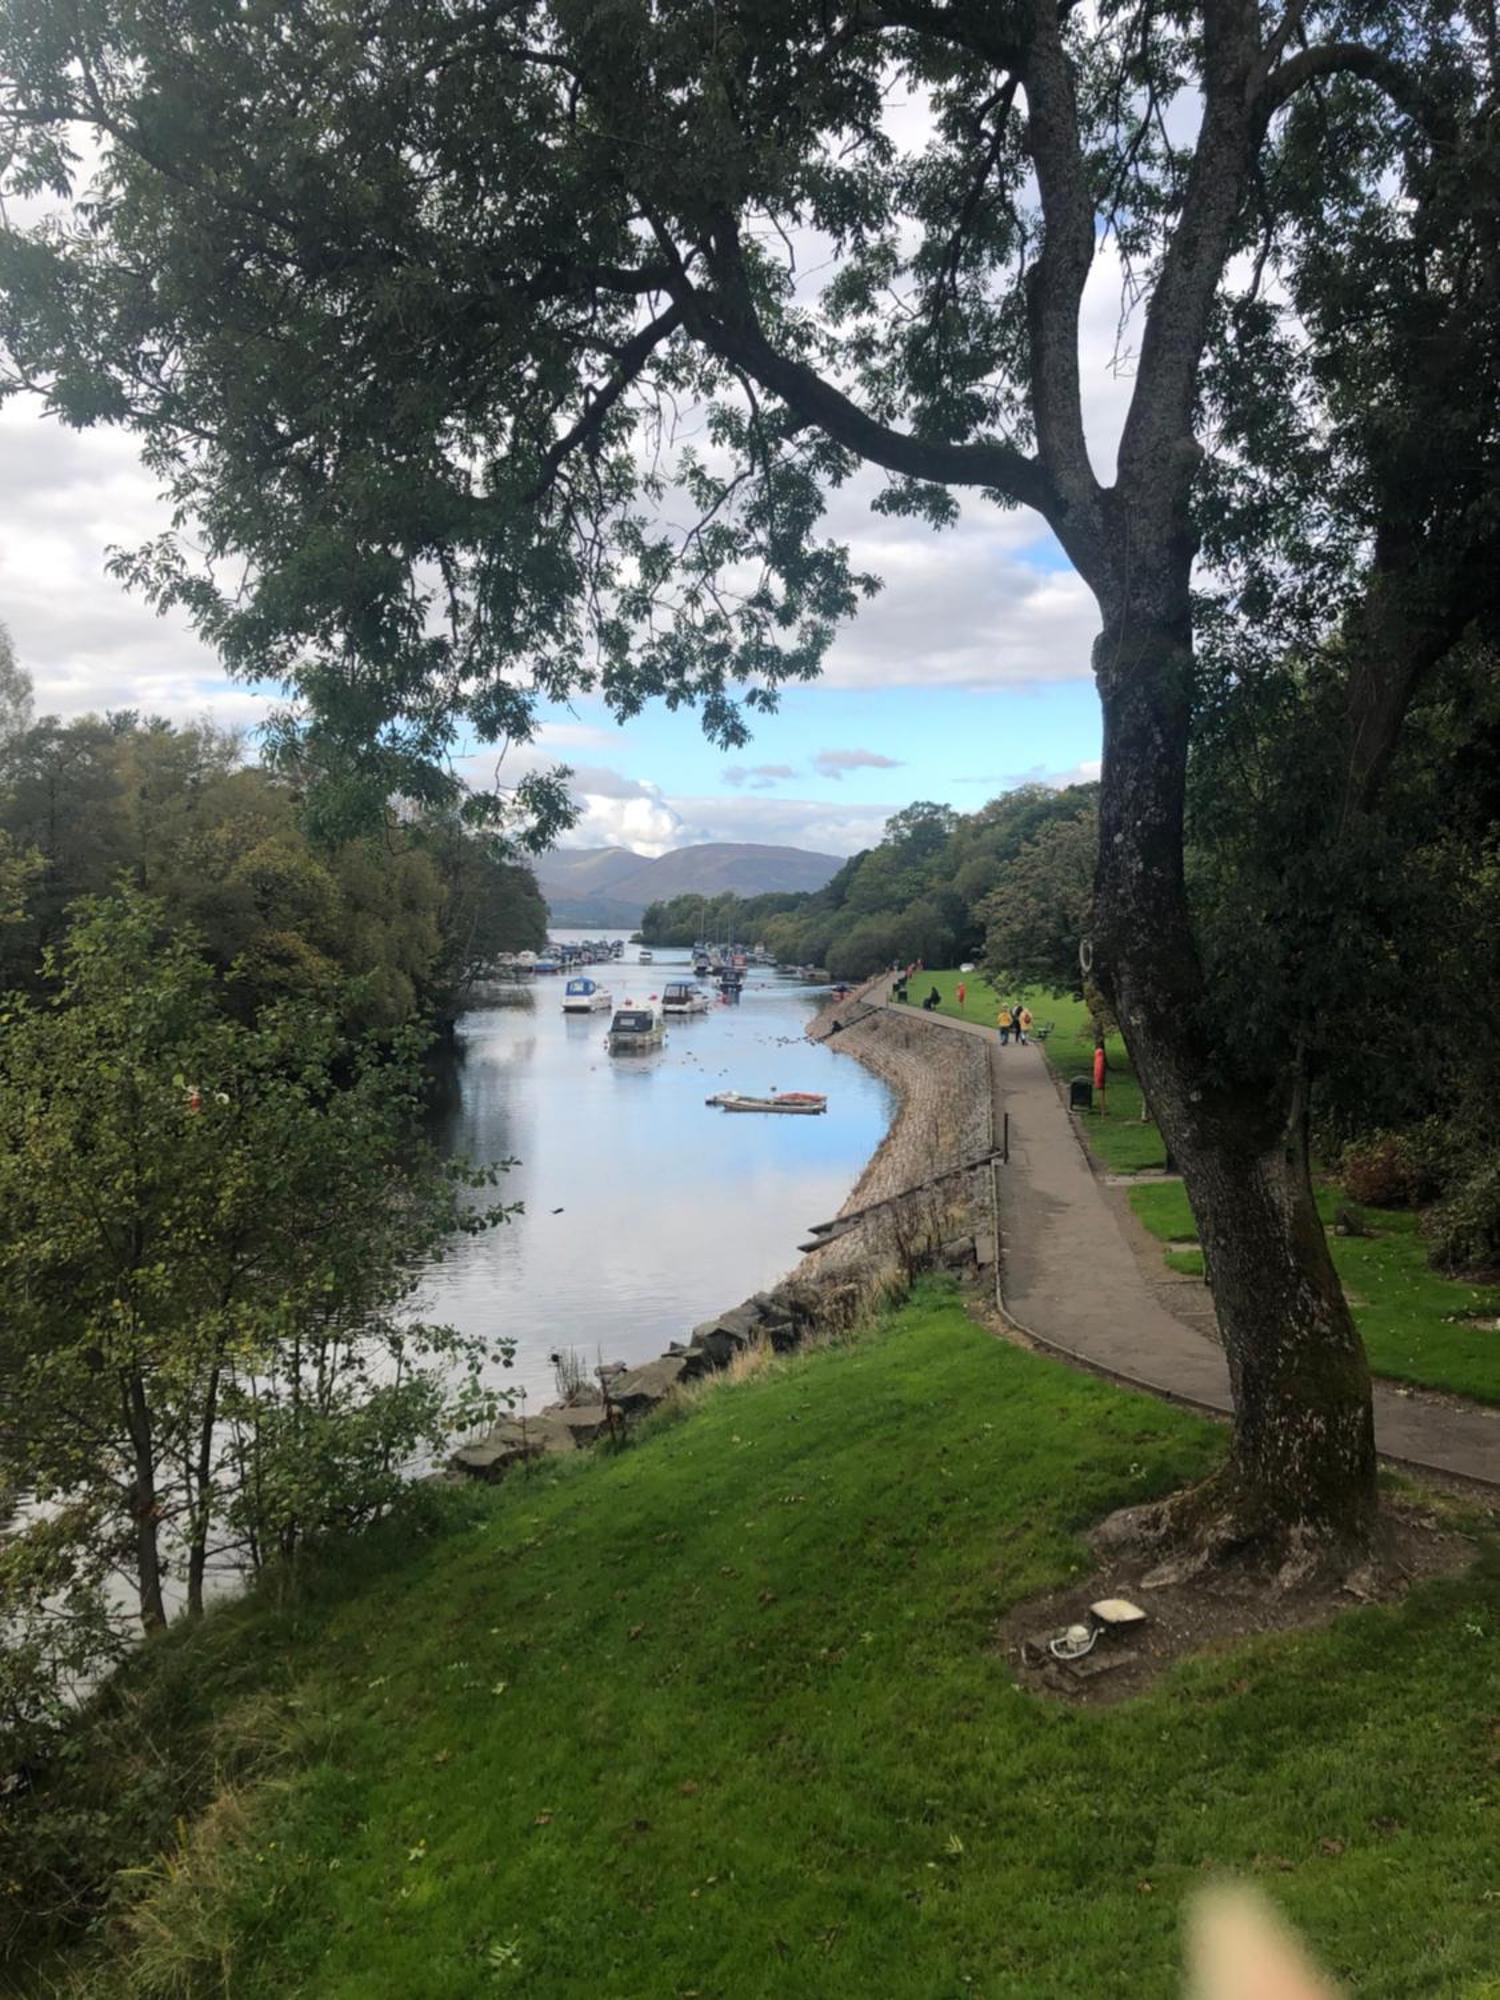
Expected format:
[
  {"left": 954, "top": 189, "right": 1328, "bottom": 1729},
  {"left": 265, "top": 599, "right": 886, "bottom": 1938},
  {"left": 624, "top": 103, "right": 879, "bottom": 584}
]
[{"left": 3, "top": 0, "right": 1498, "bottom": 1566}]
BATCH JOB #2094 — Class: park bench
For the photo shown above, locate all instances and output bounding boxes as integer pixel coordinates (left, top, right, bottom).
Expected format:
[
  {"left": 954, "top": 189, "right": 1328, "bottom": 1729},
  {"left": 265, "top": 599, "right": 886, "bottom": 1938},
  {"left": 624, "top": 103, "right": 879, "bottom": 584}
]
[{"left": 1032, "top": 1020, "right": 1056, "bottom": 1042}]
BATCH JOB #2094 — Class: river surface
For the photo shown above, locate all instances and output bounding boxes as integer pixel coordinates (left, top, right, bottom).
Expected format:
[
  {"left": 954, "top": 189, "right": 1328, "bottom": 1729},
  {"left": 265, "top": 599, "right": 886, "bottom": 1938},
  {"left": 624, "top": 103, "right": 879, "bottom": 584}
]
[{"left": 420, "top": 932, "right": 893, "bottom": 1414}]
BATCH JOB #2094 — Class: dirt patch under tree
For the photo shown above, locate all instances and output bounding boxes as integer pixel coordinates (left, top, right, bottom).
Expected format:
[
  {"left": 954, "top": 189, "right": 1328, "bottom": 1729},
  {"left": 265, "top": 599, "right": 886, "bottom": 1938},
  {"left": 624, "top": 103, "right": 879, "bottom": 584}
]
[{"left": 994, "top": 1497, "right": 1488, "bottom": 1707}]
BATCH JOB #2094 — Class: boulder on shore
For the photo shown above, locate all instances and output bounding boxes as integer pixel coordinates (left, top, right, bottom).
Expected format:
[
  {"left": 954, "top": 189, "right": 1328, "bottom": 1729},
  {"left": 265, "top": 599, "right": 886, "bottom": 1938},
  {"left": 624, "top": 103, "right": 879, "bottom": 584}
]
[{"left": 609, "top": 1353, "right": 697, "bottom": 1414}]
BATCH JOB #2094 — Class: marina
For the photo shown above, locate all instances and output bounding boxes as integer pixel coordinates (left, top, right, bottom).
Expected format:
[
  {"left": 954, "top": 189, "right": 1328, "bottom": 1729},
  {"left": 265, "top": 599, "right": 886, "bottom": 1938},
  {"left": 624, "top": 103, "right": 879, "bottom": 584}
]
[{"left": 421, "top": 934, "right": 892, "bottom": 1409}]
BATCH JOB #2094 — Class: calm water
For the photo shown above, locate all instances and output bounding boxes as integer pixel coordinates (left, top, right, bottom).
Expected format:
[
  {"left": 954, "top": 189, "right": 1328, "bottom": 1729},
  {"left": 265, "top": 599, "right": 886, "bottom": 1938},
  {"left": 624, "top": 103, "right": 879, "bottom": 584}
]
[{"left": 420, "top": 933, "right": 893, "bottom": 1411}]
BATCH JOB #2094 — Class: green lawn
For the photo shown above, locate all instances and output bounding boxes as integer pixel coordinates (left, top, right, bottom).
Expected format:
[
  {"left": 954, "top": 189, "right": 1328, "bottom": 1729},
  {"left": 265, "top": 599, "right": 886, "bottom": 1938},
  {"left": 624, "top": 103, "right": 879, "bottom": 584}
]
[
  {"left": 1130, "top": 1182, "right": 1500, "bottom": 1404},
  {"left": 912, "top": 971, "right": 1168, "bottom": 1172},
  {"left": 915, "top": 973, "right": 1498, "bottom": 1406},
  {"left": 21, "top": 1288, "right": 1500, "bottom": 1999}
]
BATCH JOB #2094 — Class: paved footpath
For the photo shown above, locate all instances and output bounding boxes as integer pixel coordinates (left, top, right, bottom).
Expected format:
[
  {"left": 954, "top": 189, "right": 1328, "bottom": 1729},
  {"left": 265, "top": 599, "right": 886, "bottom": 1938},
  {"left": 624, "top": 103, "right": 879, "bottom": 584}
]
[{"left": 882, "top": 1001, "right": 1498, "bottom": 1491}]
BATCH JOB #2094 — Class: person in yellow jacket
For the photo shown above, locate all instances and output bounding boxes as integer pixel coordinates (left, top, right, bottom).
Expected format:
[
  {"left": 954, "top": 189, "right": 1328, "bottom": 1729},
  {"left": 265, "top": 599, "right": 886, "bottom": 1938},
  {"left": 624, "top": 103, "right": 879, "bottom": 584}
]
[
  {"left": 1016, "top": 1005, "right": 1033, "bottom": 1045},
  {"left": 996, "top": 1004, "right": 1014, "bottom": 1046}
]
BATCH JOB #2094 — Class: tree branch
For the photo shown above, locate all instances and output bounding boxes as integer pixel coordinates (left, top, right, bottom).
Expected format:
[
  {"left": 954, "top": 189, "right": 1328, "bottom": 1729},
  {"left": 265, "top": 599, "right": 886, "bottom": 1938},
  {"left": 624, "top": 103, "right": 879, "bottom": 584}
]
[
  {"left": 523, "top": 302, "right": 683, "bottom": 503},
  {"left": 1116, "top": 0, "right": 1261, "bottom": 533},
  {"left": 852, "top": 1, "right": 1023, "bottom": 66},
  {"left": 1339, "top": 528, "right": 1493, "bottom": 824},
  {"left": 656, "top": 213, "right": 1057, "bottom": 519},
  {"left": 1257, "top": 41, "right": 1428, "bottom": 126},
  {"left": 1019, "top": 0, "right": 1107, "bottom": 567}
]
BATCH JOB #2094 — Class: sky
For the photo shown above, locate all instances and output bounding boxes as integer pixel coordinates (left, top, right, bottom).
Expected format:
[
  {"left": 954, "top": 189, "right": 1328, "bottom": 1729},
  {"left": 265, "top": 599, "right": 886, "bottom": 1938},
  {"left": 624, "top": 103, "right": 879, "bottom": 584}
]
[{"left": 0, "top": 148, "right": 1144, "bottom": 864}]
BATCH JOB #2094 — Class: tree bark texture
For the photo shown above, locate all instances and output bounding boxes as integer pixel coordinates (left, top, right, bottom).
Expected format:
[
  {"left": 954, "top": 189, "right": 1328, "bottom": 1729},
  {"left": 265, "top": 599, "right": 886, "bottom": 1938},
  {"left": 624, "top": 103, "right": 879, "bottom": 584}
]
[
  {"left": 1092, "top": 613, "right": 1379, "bottom": 1555},
  {"left": 123, "top": 1369, "right": 167, "bottom": 1631}
]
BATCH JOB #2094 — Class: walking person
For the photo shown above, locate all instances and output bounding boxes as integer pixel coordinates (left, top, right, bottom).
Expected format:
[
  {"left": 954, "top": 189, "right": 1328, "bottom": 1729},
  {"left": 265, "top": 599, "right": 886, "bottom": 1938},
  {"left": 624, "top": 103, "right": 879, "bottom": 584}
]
[
  {"left": 996, "top": 1003, "right": 1013, "bottom": 1046},
  {"left": 956, "top": 980, "right": 967, "bottom": 1010},
  {"left": 1016, "top": 1003, "right": 1032, "bottom": 1046}
]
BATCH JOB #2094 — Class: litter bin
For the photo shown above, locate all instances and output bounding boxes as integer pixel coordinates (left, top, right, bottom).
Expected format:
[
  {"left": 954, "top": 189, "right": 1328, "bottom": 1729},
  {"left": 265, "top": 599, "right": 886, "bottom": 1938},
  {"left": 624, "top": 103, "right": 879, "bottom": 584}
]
[{"left": 1068, "top": 1076, "right": 1094, "bottom": 1112}]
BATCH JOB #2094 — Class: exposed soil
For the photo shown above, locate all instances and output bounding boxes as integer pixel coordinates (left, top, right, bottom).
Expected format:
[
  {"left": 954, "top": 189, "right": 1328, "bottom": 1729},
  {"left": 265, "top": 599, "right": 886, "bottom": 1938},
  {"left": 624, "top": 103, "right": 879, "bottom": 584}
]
[{"left": 994, "top": 1499, "right": 1487, "bottom": 1707}]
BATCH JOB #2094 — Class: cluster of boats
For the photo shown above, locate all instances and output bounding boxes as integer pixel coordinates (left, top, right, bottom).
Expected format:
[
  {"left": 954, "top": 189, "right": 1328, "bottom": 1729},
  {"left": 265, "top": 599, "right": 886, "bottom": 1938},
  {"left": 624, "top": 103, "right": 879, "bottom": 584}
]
[
  {"left": 561, "top": 974, "right": 715, "bottom": 1023},
  {"left": 690, "top": 941, "right": 764, "bottom": 995},
  {"left": 559, "top": 948, "right": 834, "bottom": 1112},
  {"left": 496, "top": 938, "right": 624, "bottom": 977}
]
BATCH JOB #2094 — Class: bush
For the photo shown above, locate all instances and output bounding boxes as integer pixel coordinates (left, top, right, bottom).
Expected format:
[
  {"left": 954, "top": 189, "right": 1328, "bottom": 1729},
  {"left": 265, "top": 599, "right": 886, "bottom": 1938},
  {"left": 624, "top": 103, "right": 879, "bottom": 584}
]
[
  {"left": 1340, "top": 1132, "right": 1420, "bottom": 1207},
  {"left": 1426, "top": 1153, "right": 1500, "bottom": 1276}
]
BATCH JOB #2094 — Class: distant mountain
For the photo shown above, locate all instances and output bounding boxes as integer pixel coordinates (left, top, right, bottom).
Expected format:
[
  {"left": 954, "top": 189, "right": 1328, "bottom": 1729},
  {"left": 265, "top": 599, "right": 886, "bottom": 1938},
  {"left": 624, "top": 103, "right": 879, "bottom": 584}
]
[
  {"left": 533, "top": 841, "right": 844, "bottom": 924},
  {"left": 530, "top": 847, "right": 643, "bottom": 899}
]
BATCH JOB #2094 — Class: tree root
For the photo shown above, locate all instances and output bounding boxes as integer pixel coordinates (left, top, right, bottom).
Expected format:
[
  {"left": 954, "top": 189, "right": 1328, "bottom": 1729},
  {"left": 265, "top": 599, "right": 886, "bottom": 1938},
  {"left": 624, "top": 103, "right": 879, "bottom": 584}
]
[{"left": 1091, "top": 1468, "right": 1389, "bottom": 1597}]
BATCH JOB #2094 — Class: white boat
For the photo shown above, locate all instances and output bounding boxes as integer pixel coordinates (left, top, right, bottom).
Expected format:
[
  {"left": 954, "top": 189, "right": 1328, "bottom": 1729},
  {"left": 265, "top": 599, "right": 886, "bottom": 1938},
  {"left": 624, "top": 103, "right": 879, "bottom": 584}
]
[
  {"left": 638, "top": 948, "right": 654, "bottom": 964},
  {"left": 562, "top": 975, "right": 612, "bottom": 1013},
  {"left": 606, "top": 1005, "right": 665, "bottom": 1053},
  {"left": 660, "top": 979, "right": 711, "bottom": 1015},
  {"left": 706, "top": 1090, "right": 828, "bottom": 1115}
]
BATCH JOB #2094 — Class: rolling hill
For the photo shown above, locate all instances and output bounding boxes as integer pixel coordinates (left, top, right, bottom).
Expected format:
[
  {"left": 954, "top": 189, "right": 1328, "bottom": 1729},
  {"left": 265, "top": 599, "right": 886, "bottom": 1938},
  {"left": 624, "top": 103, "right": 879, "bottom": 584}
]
[{"left": 533, "top": 841, "right": 843, "bottom": 924}]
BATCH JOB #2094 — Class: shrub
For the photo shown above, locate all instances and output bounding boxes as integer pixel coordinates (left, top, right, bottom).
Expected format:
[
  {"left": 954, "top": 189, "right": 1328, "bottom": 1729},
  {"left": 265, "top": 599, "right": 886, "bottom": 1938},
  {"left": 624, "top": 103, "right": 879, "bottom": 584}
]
[{"left": 1426, "top": 1153, "right": 1500, "bottom": 1277}]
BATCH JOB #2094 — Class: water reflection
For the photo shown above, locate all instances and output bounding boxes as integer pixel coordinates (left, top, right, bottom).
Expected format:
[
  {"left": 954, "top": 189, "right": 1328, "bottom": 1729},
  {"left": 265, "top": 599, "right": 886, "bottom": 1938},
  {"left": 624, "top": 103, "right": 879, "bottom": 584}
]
[{"left": 420, "top": 936, "right": 892, "bottom": 1410}]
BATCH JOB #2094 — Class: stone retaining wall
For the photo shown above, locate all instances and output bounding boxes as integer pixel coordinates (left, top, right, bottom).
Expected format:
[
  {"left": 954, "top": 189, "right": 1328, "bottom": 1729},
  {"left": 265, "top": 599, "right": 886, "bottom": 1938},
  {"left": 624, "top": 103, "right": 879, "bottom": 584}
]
[
  {"left": 798, "top": 990, "right": 995, "bottom": 1286},
  {"left": 449, "top": 982, "right": 998, "bottom": 1484}
]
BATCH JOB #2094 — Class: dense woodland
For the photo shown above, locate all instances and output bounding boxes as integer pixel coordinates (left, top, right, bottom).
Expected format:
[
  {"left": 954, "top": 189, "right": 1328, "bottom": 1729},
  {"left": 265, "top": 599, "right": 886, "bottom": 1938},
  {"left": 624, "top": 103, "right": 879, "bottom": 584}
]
[
  {"left": 0, "top": 632, "right": 543, "bottom": 1816},
  {"left": 0, "top": 642, "right": 547, "bottom": 1027}
]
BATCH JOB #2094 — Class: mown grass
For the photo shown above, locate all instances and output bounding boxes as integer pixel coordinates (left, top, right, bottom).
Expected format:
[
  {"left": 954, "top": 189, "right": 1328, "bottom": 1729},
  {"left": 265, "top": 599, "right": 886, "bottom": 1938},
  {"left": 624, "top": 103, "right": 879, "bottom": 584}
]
[
  {"left": 20, "top": 1286, "right": 1500, "bottom": 2000},
  {"left": 1130, "top": 1183, "right": 1500, "bottom": 1405},
  {"left": 918, "top": 971, "right": 1498, "bottom": 1406},
  {"left": 911, "top": 970, "right": 1168, "bottom": 1172}
]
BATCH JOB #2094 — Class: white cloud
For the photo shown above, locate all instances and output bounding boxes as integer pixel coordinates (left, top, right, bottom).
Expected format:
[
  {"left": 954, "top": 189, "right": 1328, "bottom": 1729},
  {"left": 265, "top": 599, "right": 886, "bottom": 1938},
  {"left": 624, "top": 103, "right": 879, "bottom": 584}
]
[
  {"left": 555, "top": 768, "right": 896, "bottom": 858},
  {"left": 455, "top": 741, "right": 895, "bottom": 858},
  {"left": 811, "top": 746, "right": 904, "bottom": 779},
  {"left": 723, "top": 761, "right": 797, "bottom": 789},
  {"left": 666, "top": 791, "right": 894, "bottom": 855},
  {"left": 0, "top": 401, "right": 257, "bottom": 728},
  {"left": 998, "top": 757, "right": 1103, "bottom": 790},
  {"left": 533, "top": 717, "right": 621, "bottom": 751}
]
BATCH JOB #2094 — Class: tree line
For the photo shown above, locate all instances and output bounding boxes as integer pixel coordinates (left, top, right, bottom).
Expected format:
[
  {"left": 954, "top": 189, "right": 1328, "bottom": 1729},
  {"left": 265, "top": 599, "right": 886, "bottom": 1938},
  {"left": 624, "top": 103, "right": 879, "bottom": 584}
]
[
  {"left": 0, "top": 637, "right": 540, "bottom": 1882},
  {"left": 642, "top": 789, "right": 1100, "bottom": 973},
  {"left": 0, "top": 646, "right": 547, "bottom": 1028}
]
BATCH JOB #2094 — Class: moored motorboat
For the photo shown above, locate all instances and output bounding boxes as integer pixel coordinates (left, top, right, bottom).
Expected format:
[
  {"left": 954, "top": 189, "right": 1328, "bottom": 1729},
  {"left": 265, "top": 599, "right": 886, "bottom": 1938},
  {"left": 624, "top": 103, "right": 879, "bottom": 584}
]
[
  {"left": 606, "top": 1004, "right": 665, "bottom": 1053},
  {"left": 562, "top": 975, "right": 612, "bottom": 1013},
  {"left": 661, "top": 979, "right": 711, "bottom": 1015}
]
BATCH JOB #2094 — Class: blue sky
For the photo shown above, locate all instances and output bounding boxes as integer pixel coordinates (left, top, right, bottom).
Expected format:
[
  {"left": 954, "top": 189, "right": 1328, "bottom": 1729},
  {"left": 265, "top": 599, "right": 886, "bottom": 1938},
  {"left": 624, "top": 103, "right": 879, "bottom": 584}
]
[{"left": 501, "top": 676, "right": 1103, "bottom": 857}]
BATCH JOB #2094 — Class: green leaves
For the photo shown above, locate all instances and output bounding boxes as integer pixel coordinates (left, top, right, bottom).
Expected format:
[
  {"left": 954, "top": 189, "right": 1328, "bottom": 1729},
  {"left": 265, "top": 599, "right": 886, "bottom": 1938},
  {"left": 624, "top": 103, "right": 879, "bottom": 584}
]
[{"left": 0, "top": 886, "right": 515, "bottom": 1749}]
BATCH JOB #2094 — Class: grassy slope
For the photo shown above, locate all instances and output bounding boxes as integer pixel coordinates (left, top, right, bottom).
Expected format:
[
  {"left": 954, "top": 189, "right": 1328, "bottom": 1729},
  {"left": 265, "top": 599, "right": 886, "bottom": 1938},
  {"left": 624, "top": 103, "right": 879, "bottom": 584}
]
[
  {"left": 910, "top": 971, "right": 1167, "bottom": 1172},
  {"left": 1130, "top": 1183, "right": 1500, "bottom": 1405},
  {"left": 36, "top": 1289, "right": 1500, "bottom": 2000}
]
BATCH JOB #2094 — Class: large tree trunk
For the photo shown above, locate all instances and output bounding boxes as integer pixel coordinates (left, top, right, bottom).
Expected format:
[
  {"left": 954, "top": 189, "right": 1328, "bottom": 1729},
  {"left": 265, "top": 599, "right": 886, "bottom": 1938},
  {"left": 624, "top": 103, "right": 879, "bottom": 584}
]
[
  {"left": 1090, "top": 608, "right": 1379, "bottom": 1566},
  {"left": 1168, "top": 1111, "right": 1377, "bottom": 1554}
]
